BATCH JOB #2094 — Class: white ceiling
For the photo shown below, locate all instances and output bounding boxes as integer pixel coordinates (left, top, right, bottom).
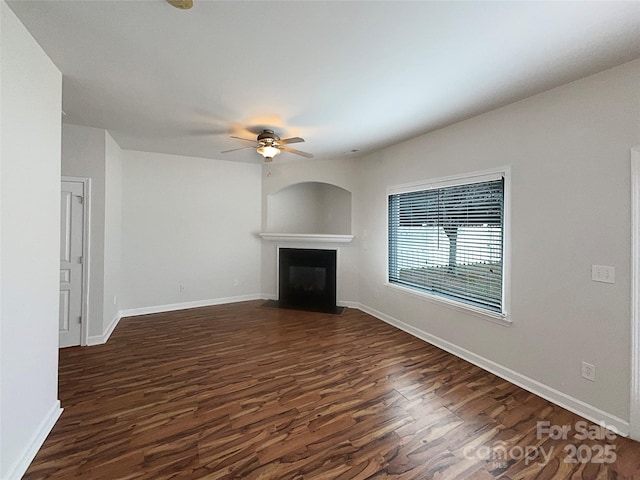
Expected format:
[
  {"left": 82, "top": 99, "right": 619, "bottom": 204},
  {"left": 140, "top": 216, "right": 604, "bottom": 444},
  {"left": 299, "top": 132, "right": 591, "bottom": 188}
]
[{"left": 8, "top": 0, "right": 640, "bottom": 164}]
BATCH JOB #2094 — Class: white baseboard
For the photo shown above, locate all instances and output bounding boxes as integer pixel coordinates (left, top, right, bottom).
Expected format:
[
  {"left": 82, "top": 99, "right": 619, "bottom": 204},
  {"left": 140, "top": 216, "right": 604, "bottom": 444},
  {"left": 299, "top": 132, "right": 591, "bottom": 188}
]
[
  {"left": 88, "top": 295, "right": 268, "bottom": 346},
  {"left": 4, "top": 401, "right": 63, "bottom": 480},
  {"left": 119, "top": 294, "right": 265, "bottom": 319},
  {"left": 103, "top": 312, "right": 121, "bottom": 343},
  {"left": 87, "top": 312, "right": 122, "bottom": 347},
  {"left": 338, "top": 300, "right": 360, "bottom": 309},
  {"left": 357, "top": 303, "right": 630, "bottom": 437},
  {"left": 87, "top": 334, "right": 105, "bottom": 346},
  {"left": 87, "top": 313, "right": 121, "bottom": 346}
]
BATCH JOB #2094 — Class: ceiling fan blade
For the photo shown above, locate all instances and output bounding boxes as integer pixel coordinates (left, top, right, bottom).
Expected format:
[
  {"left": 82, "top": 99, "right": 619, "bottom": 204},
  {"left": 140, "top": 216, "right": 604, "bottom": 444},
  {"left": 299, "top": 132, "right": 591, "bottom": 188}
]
[
  {"left": 221, "top": 146, "right": 255, "bottom": 154},
  {"left": 167, "top": 0, "right": 193, "bottom": 9},
  {"left": 280, "top": 137, "right": 305, "bottom": 145},
  {"left": 230, "top": 136, "right": 258, "bottom": 143},
  {"left": 281, "top": 146, "right": 313, "bottom": 158}
]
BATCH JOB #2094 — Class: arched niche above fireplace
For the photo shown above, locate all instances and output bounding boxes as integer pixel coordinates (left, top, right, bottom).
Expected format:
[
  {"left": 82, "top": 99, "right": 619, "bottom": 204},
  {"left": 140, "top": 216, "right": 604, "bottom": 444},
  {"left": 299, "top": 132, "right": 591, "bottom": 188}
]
[{"left": 266, "top": 182, "right": 352, "bottom": 236}]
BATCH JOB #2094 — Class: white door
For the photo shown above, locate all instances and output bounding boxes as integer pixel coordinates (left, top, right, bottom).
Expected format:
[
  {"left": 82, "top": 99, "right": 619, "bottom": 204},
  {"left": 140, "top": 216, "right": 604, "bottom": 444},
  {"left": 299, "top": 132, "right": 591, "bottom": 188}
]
[{"left": 59, "top": 180, "right": 85, "bottom": 348}]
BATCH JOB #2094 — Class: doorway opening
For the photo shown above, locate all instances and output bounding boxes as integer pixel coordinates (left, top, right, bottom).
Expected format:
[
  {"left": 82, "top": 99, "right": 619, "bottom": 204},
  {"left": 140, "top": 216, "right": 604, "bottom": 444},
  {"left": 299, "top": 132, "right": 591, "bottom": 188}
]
[{"left": 59, "top": 177, "right": 90, "bottom": 347}]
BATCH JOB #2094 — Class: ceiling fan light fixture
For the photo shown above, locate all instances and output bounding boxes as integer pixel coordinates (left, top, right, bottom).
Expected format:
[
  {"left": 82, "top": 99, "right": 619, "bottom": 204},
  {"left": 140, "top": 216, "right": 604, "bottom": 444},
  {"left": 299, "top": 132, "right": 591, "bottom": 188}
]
[{"left": 257, "top": 145, "right": 281, "bottom": 161}]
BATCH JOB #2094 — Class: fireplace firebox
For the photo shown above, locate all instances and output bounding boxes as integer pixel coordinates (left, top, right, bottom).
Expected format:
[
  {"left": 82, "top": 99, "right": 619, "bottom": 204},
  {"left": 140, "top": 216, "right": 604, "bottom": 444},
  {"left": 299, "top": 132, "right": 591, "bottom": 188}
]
[{"left": 272, "top": 248, "right": 341, "bottom": 314}]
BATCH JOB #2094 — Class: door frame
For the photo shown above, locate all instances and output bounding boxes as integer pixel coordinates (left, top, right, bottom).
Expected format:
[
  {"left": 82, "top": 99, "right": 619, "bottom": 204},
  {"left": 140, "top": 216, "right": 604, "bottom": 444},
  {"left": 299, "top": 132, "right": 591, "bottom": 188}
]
[
  {"left": 62, "top": 176, "right": 91, "bottom": 346},
  {"left": 630, "top": 147, "right": 640, "bottom": 440}
]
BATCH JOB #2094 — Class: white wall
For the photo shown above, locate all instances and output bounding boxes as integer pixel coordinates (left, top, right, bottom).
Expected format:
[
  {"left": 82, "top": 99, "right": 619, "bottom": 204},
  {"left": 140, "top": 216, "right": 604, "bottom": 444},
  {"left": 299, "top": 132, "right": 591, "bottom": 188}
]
[
  {"left": 355, "top": 59, "right": 640, "bottom": 427},
  {"left": 261, "top": 158, "right": 360, "bottom": 304},
  {"left": 320, "top": 184, "right": 352, "bottom": 234},
  {"left": 120, "top": 150, "right": 262, "bottom": 311},
  {"left": 104, "top": 132, "right": 123, "bottom": 333},
  {"left": 62, "top": 126, "right": 124, "bottom": 341},
  {"left": 268, "top": 183, "right": 324, "bottom": 233},
  {"left": 267, "top": 182, "right": 352, "bottom": 234},
  {"left": 61, "top": 124, "right": 106, "bottom": 339},
  {"left": 0, "top": 2, "right": 63, "bottom": 477}
]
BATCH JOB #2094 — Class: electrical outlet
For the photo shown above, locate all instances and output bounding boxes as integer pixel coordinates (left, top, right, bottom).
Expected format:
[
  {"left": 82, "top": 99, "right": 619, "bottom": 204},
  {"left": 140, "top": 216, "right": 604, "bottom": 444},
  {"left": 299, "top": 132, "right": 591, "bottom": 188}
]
[
  {"left": 179, "top": 284, "right": 185, "bottom": 293},
  {"left": 581, "top": 362, "right": 596, "bottom": 381},
  {"left": 233, "top": 279, "right": 239, "bottom": 287},
  {"left": 592, "top": 265, "right": 615, "bottom": 284},
  {"left": 113, "top": 296, "right": 117, "bottom": 305}
]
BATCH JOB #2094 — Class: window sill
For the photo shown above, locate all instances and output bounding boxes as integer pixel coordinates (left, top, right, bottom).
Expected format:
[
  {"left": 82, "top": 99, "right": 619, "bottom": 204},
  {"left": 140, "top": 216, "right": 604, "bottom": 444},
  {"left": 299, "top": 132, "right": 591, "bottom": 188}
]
[{"left": 384, "top": 282, "right": 512, "bottom": 327}]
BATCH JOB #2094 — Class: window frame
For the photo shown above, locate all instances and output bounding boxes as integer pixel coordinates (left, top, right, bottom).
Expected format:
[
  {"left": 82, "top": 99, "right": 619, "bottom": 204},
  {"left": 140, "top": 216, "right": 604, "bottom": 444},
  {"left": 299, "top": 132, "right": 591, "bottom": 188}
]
[{"left": 386, "top": 166, "right": 511, "bottom": 325}]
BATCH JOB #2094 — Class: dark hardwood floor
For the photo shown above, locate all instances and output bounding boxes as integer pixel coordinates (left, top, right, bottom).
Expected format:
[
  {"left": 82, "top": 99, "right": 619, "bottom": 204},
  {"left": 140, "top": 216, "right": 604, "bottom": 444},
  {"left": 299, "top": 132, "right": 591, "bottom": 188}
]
[{"left": 25, "top": 301, "right": 640, "bottom": 479}]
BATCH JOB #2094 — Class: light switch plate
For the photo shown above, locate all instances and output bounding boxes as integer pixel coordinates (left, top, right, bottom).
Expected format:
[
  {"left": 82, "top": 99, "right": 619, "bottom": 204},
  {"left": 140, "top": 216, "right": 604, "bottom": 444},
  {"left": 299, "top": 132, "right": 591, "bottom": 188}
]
[{"left": 592, "top": 265, "right": 615, "bottom": 284}]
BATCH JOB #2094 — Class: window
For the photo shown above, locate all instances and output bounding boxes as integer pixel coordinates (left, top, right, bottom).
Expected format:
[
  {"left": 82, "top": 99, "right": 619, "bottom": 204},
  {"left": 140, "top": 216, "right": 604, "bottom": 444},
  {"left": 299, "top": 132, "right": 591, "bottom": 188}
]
[{"left": 388, "top": 171, "right": 507, "bottom": 316}]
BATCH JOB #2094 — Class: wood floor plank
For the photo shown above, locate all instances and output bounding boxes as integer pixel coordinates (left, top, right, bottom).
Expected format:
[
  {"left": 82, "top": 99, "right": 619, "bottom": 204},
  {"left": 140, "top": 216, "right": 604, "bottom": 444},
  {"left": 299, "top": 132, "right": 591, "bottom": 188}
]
[{"left": 23, "top": 300, "right": 640, "bottom": 479}]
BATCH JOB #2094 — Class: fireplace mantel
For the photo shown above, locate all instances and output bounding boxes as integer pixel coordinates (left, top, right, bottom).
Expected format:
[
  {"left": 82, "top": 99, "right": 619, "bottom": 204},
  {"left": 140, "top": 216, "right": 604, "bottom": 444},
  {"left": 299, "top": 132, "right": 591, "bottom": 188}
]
[{"left": 259, "top": 233, "right": 354, "bottom": 243}]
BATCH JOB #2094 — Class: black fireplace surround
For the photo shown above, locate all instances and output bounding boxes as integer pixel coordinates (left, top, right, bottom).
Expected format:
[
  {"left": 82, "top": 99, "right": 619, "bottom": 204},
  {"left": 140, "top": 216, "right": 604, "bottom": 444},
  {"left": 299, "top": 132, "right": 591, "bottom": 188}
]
[{"left": 276, "top": 248, "right": 340, "bottom": 314}]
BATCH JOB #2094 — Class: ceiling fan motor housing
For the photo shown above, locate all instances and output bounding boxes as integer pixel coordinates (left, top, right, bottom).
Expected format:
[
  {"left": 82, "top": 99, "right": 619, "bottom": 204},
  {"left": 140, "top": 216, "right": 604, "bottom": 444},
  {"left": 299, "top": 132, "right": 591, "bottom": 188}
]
[{"left": 257, "top": 129, "right": 279, "bottom": 145}]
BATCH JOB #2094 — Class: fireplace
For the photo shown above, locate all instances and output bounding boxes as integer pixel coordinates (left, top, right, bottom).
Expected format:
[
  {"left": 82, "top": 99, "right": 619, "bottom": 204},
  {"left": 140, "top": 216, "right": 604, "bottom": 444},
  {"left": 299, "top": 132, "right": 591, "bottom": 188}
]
[{"left": 272, "top": 248, "right": 341, "bottom": 314}]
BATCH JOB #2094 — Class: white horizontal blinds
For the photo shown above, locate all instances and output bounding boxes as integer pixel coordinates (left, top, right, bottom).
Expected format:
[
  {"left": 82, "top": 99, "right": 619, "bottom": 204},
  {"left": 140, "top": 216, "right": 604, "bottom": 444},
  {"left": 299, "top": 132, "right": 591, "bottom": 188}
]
[{"left": 389, "top": 178, "right": 504, "bottom": 312}]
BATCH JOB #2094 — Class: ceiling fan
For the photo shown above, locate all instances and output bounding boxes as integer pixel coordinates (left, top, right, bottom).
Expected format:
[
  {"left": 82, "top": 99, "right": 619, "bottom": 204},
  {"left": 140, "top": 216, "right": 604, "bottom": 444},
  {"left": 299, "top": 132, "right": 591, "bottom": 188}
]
[
  {"left": 166, "top": 0, "right": 193, "bottom": 9},
  {"left": 221, "top": 129, "right": 314, "bottom": 162}
]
